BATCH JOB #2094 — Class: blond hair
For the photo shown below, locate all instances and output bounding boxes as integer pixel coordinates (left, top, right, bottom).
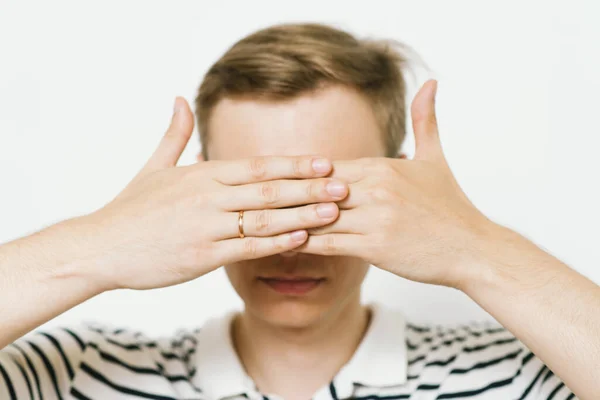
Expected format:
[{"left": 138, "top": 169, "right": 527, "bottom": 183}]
[{"left": 195, "top": 23, "right": 414, "bottom": 159}]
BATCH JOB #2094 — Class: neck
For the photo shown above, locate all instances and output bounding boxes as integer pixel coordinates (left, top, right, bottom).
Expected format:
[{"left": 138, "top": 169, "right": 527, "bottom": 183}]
[{"left": 232, "top": 298, "right": 370, "bottom": 400}]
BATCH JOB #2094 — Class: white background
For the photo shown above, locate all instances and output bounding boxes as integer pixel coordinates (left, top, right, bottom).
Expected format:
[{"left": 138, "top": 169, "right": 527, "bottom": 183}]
[{"left": 0, "top": 0, "right": 599, "bottom": 336}]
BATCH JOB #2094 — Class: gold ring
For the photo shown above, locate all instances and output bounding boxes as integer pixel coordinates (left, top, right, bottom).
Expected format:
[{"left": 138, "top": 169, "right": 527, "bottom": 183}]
[{"left": 238, "top": 210, "right": 245, "bottom": 238}]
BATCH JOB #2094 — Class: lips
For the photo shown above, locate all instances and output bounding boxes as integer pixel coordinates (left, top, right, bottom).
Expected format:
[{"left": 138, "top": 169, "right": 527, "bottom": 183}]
[{"left": 258, "top": 277, "right": 325, "bottom": 295}]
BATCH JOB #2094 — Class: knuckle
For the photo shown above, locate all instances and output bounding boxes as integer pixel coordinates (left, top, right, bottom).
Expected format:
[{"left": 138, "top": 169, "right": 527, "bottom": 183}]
[
  {"left": 248, "top": 157, "right": 268, "bottom": 180},
  {"left": 254, "top": 210, "right": 272, "bottom": 233},
  {"left": 376, "top": 160, "right": 395, "bottom": 174},
  {"left": 360, "top": 157, "right": 383, "bottom": 176},
  {"left": 323, "top": 235, "right": 338, "bottom": 255},
  {"left": 360, "top": 156, "right": 376, "bottom": 165},
  {"left": 306, "top": 180, "right": 319, "bottom": 200},
  {"left": 192, "top": 192, "right": 210, "bottom": 208},
  {"left": 427, "top": 112, "right": 438, "bottom": 127},
  {"left": 370, "top": 232, "right": 387, "bottom": 251},
  {"left": 371, "top": 186, "right": 393, "bottom": 202},
  {"left": 163, "top": 127, "right": 179, "bottom": 140},
  {"left": 377, "top": 207, "right": 397, "bottom": 226},
  {"left": 271, "top": 235, "right": 287, "bottom": 252},
  {"left": 362, "top": 157, "right": 393, "bottom": 175},
  {"left": 292, "top": 158, "right": 304, "bottom": 177},
  {"left": 243, "top": 238, "right": 259, "bottom": 258},
  {"left": 360, "top": 157, "right": 378, "bottom": 170},
  {"left": 260, "top": 182, "right": 280, "bottom": 205},
  {"left": 301, "top": 205, "right": 318, "bottom": 223},
  {"left": 308, "top": 225, "right": 327, "bottom": 235},
  {"left": 187, "top": 241, "right": 214, "bottom": 267}
]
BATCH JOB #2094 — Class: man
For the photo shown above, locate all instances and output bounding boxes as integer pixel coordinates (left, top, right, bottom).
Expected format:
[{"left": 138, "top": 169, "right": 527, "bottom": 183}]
[{"left": 0, "top": 23, "right": 597, "bottom": 400}]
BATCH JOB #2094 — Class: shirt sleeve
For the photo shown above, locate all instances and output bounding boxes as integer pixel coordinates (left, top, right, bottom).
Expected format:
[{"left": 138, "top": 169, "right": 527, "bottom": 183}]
[
  {"left": 534, "top": 368, "right": 578, "bottom": 400},
  {"left": 514, "top": 349, "right": 579, "bottom": 400},
  {"left": 0, "top": 325, "right": 91, "bottom": 400}
]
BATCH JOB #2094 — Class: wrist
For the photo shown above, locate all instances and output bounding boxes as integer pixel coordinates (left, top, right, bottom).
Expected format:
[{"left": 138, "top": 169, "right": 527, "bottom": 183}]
[
  {"left": 46, "top": 214, "right": 118, "bottom": 294},
  {"left": 0, "top": 216, "right": 110, "bottom": 345},
  {"left": 456, "top": 219, "right": 562, "bottom": 298}
]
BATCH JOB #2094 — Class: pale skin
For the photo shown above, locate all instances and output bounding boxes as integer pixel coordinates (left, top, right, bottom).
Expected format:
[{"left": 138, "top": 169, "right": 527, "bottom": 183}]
[{"left": 0, "top": 80, "right": 598, "bottom": 399}]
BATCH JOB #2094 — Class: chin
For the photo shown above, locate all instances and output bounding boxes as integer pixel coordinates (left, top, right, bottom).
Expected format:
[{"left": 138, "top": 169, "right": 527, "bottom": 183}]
[{"left": 248, "top": 296, "right": 334, "bottom": 330}]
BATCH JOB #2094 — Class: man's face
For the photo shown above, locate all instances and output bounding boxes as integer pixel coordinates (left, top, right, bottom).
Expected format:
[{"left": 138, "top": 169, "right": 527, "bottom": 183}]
[{"left": 207, "top": 85, "right": 387, "bottom": 328}]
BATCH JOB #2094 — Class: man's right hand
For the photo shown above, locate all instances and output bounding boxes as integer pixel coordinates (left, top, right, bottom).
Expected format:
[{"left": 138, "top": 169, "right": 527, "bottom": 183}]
[{"left": 80, "top": 97, "right": 348, "bottom": 291}]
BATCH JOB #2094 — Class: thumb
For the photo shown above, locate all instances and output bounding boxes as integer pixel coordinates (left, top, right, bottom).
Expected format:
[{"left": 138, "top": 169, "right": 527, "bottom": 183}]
[
  {"left": 143, "top": 97, "right": 195, "bottom": 172},
  {"left": 411, "top": 80, "right": 444, "bottom": 162}
]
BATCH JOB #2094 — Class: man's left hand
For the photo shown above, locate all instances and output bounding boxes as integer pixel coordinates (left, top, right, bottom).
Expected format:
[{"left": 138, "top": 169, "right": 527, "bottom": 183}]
[{"left": 296, "top": 80, "right": 498, "bottom": 288}]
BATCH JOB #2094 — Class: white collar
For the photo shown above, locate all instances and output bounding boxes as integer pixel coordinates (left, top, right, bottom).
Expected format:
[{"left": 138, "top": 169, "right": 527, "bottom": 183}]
[
  {"left": 192, "top": 303, "right": 407, "bottom": 399},
  {"left": 330, "top": 303, "right": 407, "bottom": 397},
  {"left": 191, "top": 309, "right": 253, "bottom": 400}
]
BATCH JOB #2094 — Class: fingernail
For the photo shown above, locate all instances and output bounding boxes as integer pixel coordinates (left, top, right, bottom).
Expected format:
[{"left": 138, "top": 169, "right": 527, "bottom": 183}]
[
  {"left": 291, "top": 230, "right": 308, "bottom": 242},
  {"left": 312, "top": 158, "right": 331, "bottom": 174},
  {"left": 326, "top": 181, "right": 346, "bottom": 197},
  {"left": 316, "top": 203, "right": 337, "bottom": 218}
]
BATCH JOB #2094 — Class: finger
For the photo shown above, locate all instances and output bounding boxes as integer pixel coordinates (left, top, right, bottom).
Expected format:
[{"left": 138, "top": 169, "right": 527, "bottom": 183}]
[
  {"left": 293, "top": 233, "right": 365, "bottom": 257},
  {"left": 328, "top": 159, "right": 369, "bottom": 184},
  {"left": 219, "top": 178, "right": 348, "bottom": 211},
  {"left": 214, "top": 203, "right": 340, "bottom": 240},
  {"left": 213, "top": 155, "right": 333, "bottom": 185},
  {"left": 144, "top": 97, "right": 195, "bottom": 172},
  {"left": 306, "top": 209, "right": 361, "bottom": 235},
  {"left": 334, "top": 180, "right": 376, "bottom": 209},
  {"left": 213, "top": 230, "right": 309, "bottom": 265},
  {"left": 411, "top": 79, "right": 445, "bottom": 162},
  {"left": 330, "top": 178, "right": 381, "bottom": 210},
  {"left": 329, "top": 157, "right": 397, "bottom": 185}
]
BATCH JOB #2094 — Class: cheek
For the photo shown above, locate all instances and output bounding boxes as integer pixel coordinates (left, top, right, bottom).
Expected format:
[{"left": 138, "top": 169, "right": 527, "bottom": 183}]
[
  {"left": 224, "top": 263, "right": 255, "bottom": 293},
  {"left": 330, "top": 258, "right": 370, "bottom": 287}
]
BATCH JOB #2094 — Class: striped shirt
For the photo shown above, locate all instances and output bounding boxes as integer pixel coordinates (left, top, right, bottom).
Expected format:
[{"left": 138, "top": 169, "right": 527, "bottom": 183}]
[{"left": 0, "top": 304, "right": 577, "bottom": 400}]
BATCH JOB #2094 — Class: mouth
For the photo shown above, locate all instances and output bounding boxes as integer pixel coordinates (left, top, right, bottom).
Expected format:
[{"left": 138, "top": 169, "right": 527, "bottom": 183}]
[{"left": 257, "top": 276, "right": 326, "bottom": 295}]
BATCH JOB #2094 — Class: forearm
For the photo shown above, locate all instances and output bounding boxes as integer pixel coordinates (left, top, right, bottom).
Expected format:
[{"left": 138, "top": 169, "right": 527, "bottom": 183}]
[
  {"left": 462, "top": 223, "right": 600, "bottom": 400},
  {"left": 0, "top": 216, "right": 107, "bottom": 348}
]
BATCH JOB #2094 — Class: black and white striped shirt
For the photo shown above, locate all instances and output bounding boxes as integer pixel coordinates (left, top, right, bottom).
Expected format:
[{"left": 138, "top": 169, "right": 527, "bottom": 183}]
[{"left": 0, "top": 304, "right": 577, "bottom": 399}]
